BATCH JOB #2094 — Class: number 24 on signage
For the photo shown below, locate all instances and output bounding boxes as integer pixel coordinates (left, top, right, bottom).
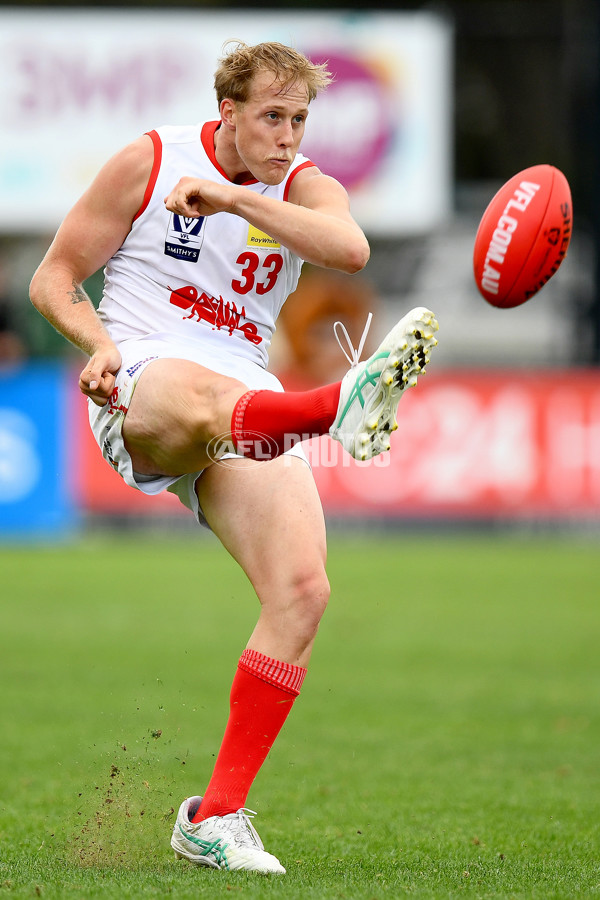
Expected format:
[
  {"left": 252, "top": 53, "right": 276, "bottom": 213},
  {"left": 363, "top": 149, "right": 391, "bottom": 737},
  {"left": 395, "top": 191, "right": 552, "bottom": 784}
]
[{"left": 232, "top": 252, "right": 283, "bottom": 295}]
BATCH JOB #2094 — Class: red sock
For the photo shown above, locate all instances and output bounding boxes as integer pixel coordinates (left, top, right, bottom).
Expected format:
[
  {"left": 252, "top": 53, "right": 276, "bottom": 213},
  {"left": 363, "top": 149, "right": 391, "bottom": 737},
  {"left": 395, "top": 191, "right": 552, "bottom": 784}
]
[
  {"left": 230, "top": 382, "right": 341, "bottom": 459},
  {"left": 192, "top": 649, "right": 307, "bottom": 822}
]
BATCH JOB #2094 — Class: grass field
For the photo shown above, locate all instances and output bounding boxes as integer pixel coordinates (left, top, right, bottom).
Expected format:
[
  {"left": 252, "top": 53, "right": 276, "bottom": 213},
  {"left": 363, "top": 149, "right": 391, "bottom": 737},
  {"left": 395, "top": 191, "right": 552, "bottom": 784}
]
[{"left": 0, "top": 530, "right": 599, "bottom": 899}]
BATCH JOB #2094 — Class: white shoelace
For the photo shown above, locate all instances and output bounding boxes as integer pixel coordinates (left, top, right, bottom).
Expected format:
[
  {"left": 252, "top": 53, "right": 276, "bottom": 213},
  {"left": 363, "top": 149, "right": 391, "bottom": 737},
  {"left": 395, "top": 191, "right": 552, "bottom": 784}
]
[
  {"left": 333, "top": 312, "right": 373, "bottom": 368},
  {"left": 223, "top": 808, "right": 263, "bottom": 849}
]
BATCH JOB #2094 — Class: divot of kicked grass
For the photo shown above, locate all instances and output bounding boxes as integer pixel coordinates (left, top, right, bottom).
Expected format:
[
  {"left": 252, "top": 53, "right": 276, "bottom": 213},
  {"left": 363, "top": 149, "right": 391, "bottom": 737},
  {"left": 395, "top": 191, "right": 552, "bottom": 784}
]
[{"left": 68, "top": 729, "right": 181, "bottom": 868}]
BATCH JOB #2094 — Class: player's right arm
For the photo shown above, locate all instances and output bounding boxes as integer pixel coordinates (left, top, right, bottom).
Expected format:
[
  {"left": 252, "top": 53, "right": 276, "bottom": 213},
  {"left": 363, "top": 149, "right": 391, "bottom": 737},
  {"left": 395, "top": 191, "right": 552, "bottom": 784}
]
[{"left": 29, "top": 135, "right": 154, "bottom": 405}]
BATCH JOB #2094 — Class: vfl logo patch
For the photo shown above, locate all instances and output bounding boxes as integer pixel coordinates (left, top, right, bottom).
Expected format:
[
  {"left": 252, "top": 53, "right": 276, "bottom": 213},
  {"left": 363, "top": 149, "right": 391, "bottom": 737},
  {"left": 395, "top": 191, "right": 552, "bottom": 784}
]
[
  {"left": 247, "top": 225, "right": 280, "bottom": 249},
  {"left": 165, "top": 214, "right": 206, "bottom": 262}
]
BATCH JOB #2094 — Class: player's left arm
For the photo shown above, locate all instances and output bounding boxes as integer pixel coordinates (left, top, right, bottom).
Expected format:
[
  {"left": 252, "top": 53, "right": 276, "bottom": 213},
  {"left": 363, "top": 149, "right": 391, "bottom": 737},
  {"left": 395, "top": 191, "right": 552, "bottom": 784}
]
[{"left": 165, "top": 167, "right": 370, "bottom": 274}]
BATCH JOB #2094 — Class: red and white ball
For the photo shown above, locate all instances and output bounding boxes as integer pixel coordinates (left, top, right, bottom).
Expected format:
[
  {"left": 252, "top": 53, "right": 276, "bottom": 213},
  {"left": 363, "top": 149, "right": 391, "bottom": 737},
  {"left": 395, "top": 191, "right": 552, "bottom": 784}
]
[{"left": 473, "top": 164, "right": 572, "bottom": 308}]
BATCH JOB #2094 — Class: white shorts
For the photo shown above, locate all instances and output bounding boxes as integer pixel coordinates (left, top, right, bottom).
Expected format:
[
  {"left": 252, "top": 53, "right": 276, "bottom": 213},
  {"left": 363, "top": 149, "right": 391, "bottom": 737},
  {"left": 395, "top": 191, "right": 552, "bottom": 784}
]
[{"left": 88, "top": 335, "right": 309, "bottom": 527}]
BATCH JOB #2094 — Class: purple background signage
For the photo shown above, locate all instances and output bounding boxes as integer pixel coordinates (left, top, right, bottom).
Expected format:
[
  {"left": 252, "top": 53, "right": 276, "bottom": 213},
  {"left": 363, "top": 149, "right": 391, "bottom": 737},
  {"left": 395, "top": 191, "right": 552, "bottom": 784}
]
[
  {"left": 0, "top": 10, "right": 452, "bottom": 235},
  {"left": 302, "top": 52, "right": 395, "bottom": 190}
]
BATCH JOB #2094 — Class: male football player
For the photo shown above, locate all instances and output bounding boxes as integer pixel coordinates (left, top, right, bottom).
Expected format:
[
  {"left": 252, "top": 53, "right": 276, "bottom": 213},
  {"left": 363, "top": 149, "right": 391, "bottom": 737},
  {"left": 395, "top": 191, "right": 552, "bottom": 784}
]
[{"left": 30, "top": 40, "right": 438, "bottom": 873}]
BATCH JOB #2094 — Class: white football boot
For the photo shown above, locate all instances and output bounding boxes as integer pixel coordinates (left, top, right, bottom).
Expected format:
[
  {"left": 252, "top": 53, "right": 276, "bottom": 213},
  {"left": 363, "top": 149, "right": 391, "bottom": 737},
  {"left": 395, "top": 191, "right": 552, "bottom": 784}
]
[
  {"left": 329, "top": 307, "right": 439, "bottom": 460},
  {"left": 171, "top": 796, "right": 285, "bottom": 874}
]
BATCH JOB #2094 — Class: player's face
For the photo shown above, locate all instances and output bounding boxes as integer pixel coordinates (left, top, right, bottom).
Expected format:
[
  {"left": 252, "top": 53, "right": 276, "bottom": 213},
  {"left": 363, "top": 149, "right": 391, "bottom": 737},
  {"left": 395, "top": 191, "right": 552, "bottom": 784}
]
[{"left": 231, "top": 70, "right": 309, "bottom": 185}]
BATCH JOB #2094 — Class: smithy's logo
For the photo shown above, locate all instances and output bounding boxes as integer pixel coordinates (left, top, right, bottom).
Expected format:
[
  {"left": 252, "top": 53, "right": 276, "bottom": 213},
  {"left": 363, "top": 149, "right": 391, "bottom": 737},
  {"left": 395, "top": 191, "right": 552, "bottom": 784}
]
[
  {"left": 164, "top": 214, "right": 205, "bottom": 262},
  {"left": 169, "top": 285, "right": 263, "bottom": 345}
]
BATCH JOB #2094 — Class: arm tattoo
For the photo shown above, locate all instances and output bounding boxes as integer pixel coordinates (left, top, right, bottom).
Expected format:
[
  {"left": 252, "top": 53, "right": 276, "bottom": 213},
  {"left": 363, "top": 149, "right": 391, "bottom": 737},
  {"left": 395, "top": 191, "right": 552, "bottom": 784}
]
[{"left": 68, "top": 279, "right": 89, "bottom": 305}]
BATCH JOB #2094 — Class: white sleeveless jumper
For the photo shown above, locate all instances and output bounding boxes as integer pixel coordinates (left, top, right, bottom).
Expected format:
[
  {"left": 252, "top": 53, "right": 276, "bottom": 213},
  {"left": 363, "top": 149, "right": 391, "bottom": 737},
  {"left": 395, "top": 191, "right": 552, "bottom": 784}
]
[{"left": 99, "top": 120, "right": 314, "bottom": 369}]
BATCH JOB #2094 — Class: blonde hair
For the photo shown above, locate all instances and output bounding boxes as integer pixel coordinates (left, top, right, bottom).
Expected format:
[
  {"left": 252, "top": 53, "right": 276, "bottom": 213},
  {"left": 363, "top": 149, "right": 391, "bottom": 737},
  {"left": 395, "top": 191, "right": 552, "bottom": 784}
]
[{"left": 214, "top": 40, "right": 333, "bottom": 106}]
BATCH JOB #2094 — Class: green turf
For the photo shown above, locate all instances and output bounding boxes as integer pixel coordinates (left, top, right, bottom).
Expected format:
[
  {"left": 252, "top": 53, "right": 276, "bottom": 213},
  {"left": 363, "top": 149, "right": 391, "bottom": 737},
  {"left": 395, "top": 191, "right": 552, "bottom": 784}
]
[{"left": 0, "top": 531, "right": 599, "bottom": 898}]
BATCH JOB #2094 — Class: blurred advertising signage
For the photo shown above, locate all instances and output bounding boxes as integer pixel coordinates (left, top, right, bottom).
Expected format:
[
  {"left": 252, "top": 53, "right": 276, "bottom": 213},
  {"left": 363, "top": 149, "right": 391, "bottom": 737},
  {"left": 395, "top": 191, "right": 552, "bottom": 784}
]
[
  {"left": 0, "top": 363, "right": 77, "bottom": 538},
  {"left": 74, "top": 371, "right": 600, "bottom": 521},
  {"left": 312, "top": 372, "right": 600, "bottom": 520},
  {"left": 0, "top": 10, "right": 452, "bottom": 235}
]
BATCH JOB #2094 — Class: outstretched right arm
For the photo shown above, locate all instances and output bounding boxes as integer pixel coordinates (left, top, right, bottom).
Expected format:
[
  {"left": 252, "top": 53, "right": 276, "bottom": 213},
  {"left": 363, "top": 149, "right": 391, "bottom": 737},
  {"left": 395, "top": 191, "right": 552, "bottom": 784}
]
[{"left": 29, "top": 135, "right": 154, "bottom": 405}]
